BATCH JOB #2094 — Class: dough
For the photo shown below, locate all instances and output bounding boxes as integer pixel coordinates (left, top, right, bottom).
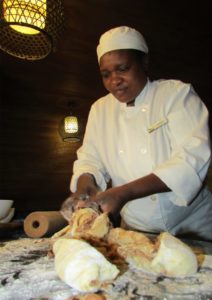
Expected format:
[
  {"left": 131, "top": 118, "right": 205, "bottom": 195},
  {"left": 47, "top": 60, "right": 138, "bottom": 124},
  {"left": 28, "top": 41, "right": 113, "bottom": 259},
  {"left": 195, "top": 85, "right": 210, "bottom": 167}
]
[
  {"left": 86, "top": 211, "right": 112, "bottom": 238},
  {"left": 107, "top": 229, "right": 198, "bottom": 277},
  {"left": 151, "top": 232, "right": 198, "bottom": 276},
  {"left": 70, "top": 208, "right": 99, "bottom": 235},
  {"left": 52, "top": 208, "right": 112, "bottom": 240},
  {"left": 107, "top": 227, "right": 155, "bottom": 255},
  {"left": 53, "top": 224, "right": 198, "bottom": 293},
  {"left": 53, "top": 238, "right": 120, "bottom": 292},
  {"left": 107, "top": 228, "right": 155, "bottom": 272}
]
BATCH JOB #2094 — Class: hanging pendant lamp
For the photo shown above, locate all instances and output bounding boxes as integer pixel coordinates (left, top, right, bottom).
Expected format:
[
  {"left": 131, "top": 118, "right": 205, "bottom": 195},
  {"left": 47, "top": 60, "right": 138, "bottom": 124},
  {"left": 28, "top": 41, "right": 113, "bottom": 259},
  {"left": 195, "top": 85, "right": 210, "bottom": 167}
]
[
  {"left": 58, "top": 112, "right": 81, "bottom": 143},
  {"left": 0, "top": 0, "right": 64, "bottom": 60}
]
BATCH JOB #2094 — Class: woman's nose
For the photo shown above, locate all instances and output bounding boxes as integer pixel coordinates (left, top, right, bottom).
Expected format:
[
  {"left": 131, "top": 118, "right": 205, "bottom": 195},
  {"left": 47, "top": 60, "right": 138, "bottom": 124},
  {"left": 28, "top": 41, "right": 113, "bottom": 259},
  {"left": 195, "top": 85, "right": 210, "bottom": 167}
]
[{"left": 110, "top": 72, "right": 122, "bottom": 86}]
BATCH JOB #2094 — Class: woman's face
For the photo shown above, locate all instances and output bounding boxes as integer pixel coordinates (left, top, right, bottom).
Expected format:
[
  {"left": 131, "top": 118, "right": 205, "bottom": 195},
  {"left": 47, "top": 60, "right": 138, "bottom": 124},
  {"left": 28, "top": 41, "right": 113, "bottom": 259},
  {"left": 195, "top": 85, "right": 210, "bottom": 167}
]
[{"left": 99, "top": 50, "right": 147, "bottom": 104}]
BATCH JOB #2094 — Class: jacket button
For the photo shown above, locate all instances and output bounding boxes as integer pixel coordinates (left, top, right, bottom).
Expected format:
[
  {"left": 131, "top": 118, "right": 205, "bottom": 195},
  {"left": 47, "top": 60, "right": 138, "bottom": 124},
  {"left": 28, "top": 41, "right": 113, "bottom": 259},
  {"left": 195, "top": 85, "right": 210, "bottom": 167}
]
[
  {"left": 119, "top": 149, "right": 124, "bottom": 155},
  {"left": 140, "top": 148, "right": 147, "bottom": 154}
]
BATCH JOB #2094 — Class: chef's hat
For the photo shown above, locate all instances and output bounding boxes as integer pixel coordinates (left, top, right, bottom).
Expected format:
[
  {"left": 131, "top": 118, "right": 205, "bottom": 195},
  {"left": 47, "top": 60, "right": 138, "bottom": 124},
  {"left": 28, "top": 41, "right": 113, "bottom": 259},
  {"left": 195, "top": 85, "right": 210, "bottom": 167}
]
[{"left": 96, "top": 26, "right": 149, "bottom": 62}]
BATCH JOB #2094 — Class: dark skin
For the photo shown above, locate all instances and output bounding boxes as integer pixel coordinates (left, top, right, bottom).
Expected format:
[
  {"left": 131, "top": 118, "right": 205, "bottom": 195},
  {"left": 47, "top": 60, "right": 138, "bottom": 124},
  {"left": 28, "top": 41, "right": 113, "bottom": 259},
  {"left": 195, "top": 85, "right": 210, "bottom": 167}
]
[{"left": 71, "top": 50, "right": 170, "bottom": 219}]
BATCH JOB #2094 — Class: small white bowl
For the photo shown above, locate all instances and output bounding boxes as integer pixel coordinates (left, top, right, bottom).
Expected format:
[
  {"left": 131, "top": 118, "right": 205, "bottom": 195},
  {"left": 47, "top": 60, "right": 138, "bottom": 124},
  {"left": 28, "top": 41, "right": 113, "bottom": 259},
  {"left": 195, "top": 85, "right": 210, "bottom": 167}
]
[
  {"left": 0, "top": 208, "right": 15, "bottom": 223},
  {"left": 0, "top": 200, "right": 14, "bottom": 219}
]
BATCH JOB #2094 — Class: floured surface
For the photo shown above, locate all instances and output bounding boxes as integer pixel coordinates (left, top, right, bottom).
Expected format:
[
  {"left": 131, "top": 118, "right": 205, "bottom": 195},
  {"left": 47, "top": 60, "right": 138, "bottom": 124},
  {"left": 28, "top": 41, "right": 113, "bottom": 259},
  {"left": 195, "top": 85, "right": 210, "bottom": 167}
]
[{"left": 0, "top": 237, "right": 212, "bottom": 300}]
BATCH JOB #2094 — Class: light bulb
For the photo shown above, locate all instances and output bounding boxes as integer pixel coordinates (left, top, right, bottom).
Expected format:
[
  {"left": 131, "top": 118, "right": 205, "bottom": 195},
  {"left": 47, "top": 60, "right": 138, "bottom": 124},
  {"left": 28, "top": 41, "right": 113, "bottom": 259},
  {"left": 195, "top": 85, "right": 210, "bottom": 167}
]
[
  {"left": 64, "top": 116, "right": 79, "bottom": 134},
  {"left": 3, "top": 0, "right": 46, "bottom": 35}
]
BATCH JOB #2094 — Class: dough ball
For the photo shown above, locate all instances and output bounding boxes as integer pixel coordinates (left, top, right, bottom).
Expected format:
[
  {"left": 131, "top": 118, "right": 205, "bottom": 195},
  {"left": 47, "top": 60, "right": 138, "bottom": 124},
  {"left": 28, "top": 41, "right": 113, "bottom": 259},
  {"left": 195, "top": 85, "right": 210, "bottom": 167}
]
[{"left": 151, "top": 232, "right": 198, "bottom": 277}]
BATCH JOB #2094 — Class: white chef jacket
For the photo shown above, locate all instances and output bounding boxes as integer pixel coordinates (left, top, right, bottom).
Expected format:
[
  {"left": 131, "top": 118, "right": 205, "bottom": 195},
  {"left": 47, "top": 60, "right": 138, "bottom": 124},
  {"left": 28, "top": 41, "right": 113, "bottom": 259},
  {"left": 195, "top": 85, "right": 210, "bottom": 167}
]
[{"left": 71, "top": 79, "right": 212, "bottom": 240}]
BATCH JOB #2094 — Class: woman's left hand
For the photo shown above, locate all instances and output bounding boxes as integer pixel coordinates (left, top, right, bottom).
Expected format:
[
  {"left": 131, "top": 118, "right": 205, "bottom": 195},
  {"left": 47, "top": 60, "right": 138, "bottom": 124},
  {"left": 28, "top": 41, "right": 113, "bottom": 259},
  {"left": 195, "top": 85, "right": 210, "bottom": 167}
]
[
  {"left": 92, "top": 186, "right": 127, "bottom": 217},
  {"left": 77, "top": 186, "right": 126, "bottom": 217}
]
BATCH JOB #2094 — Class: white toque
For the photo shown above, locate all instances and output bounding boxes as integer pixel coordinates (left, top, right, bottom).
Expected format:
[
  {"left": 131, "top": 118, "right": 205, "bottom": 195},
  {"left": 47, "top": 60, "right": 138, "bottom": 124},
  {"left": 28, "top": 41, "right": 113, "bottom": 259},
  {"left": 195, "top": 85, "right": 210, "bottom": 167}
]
[{"left": 96, "top": 26, "right": 148, "bottom": 62}]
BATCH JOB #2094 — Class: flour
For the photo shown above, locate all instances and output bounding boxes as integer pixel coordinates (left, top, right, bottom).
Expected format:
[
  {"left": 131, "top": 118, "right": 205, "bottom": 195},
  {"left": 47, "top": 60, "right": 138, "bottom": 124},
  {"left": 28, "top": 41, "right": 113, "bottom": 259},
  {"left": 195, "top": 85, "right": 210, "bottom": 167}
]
[
  {"left": 0, "top": 239, "right": 76, "bottom": 300},
  {"left": 0, "top": 238, "right": 212, "bottom": 300}
]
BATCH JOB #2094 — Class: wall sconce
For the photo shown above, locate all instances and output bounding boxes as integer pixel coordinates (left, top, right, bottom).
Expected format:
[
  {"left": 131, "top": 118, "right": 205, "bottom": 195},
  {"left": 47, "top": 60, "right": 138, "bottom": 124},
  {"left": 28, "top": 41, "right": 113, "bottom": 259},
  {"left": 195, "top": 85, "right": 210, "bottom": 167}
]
[
  {"left": 0, "top": 0, "right": 64, "bottom": 60},
  {"left": 59, "top": 113, "right": 81, "bottom": 143}
]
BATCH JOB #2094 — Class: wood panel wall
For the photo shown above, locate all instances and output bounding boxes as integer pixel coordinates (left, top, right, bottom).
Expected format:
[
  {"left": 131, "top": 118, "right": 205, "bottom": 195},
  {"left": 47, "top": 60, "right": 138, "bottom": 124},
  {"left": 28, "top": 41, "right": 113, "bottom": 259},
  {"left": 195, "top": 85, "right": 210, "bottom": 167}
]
[{"left": 0, "top": 0, "right": 211, "bottom": 215}]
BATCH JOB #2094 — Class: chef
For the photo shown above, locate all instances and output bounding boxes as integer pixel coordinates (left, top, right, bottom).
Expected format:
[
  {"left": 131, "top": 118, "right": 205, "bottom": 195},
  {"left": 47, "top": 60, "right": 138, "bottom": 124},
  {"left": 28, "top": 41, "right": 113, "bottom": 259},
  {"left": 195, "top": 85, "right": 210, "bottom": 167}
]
[{"left": 68, "top": 26, "right": 212, "bottom": 241}]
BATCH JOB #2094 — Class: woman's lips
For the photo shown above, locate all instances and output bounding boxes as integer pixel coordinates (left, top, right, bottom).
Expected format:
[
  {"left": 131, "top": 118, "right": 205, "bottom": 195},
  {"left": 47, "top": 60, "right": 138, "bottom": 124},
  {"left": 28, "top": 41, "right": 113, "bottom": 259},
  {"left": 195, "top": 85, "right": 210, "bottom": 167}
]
[{"left": 114, "top": 87, "right": 128, "bottom": 98}]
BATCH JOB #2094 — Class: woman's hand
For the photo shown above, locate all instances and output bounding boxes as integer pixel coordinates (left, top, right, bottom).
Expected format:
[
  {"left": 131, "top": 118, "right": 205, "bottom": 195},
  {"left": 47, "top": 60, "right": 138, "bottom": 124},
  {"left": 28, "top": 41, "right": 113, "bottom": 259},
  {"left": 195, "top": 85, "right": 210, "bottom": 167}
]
[
  {"left": 63, "top": 173, "right": 170, "bottom": 222},
  {"left": 92, "top": 186, "right": 128, "bottom": 216},
  {"left": 76, "top": 186, "right": 127, "bottom": 217},
  {"left": 74, "top": 173, "right": 100, "bottom": 198},
  {"left": 85, "top": 173, "right": 170, "bottom": 218},
  {"left": 70, "top": 185, "right": 127, "bottom": 225},
  {"left": 60, "top": 173, "right": 100, "bottom": 220}
]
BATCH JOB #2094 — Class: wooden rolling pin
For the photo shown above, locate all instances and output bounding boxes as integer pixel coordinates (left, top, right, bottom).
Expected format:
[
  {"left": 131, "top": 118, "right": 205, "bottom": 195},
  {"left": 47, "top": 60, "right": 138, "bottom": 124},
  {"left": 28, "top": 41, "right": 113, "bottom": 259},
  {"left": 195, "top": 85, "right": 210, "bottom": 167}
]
[{"left": 24, "top": 211, "right": 68, "bottom": 238}]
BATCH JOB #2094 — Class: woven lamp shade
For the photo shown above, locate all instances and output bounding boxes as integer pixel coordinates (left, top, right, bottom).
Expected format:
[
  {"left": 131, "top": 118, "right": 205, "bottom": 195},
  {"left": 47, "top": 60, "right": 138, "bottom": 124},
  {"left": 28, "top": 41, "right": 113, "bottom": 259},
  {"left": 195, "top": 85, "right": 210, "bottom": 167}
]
[
  {"left": 0, "top": 0, "right": 64, "bottom": 60},
  {"left": 58, "top": 115, "right": 82, "bottom": 143}
]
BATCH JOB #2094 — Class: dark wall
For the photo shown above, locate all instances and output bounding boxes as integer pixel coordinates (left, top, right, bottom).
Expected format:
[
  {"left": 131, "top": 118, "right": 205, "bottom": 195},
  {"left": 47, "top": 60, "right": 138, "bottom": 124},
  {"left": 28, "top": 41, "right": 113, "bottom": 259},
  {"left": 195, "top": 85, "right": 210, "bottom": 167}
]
[{"left": 0, "top": 0, "right": 211, "bottom": 214}]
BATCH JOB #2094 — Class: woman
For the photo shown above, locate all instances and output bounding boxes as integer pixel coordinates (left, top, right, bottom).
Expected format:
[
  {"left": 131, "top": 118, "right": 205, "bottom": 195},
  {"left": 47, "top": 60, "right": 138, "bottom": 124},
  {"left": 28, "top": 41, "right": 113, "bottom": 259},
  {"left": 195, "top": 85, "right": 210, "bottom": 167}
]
[{"left": 66, "top": 26, "right": 212, "bottom": 241}]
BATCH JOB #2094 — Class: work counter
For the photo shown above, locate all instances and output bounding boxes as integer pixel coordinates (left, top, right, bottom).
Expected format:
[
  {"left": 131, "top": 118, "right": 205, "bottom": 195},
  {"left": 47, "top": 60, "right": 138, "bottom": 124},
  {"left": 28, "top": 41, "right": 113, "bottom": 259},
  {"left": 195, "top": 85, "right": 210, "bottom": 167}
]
[{"left": 0, "top": 232, "right": 212, "bottom": 300}]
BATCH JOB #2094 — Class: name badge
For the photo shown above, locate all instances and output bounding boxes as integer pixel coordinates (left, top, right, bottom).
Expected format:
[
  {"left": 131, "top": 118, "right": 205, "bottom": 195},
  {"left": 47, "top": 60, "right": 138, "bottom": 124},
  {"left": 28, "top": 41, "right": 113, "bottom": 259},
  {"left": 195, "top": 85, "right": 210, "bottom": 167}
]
[{"left": 148, "top": 118, "right": 168, "bottom": 133}]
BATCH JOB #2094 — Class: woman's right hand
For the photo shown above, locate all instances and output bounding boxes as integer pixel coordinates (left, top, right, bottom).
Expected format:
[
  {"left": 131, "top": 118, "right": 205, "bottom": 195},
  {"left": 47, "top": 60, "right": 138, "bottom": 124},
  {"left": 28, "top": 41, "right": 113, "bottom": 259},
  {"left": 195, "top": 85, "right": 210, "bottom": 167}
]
[
  {"left": 60, "top": 173, "right": 100, "bottom": 221},
  {"left": 74, "top": 173, "right": 100, "bottom": 199}
]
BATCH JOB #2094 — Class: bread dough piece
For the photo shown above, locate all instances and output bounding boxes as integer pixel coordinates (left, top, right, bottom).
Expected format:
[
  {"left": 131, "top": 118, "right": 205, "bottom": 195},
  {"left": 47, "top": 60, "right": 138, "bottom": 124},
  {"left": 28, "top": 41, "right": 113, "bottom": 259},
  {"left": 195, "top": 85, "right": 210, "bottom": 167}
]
[
  {"left": 51, "top": 225, "right": 71, "bottom": 239},
  {"left": 86, "top": 212, "right": 111, "bottom": 238},
  {"left": 53, "top": 238, "right": 119, "bottom": 292},
  {"left": 70, "top": 208, "right": 99, "bottom": 234},
  {"left": 117, "top": 245, "right": 153, "bottom": 272},
  {"left": 107, "top": 228, "right": 155, "bottom": 271},
  {"left": 52, "top": 208, "right": 111, "bottom": 240},
  {"left": 151, "top": 232, "right": 198, "bottom": 277},
  {"left": 107, "top": 229, "right": 198, "bottom": 277},
  {"left": 70, "top": 208, "right": 111, "bottom": 239},
  {"left": 107, "top": 228, "right": 155, "bottom": 255}
]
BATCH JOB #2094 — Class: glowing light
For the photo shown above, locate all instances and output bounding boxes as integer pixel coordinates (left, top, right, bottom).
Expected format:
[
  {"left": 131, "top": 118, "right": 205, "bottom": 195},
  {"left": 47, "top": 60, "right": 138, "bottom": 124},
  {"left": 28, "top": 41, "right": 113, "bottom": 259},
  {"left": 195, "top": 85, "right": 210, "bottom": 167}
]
[
  {"left": 3, "top": 0, "right": 47, "bottom": 35},
  {"left": 64, "top": 116, "right": 79, "bottom": 134}
]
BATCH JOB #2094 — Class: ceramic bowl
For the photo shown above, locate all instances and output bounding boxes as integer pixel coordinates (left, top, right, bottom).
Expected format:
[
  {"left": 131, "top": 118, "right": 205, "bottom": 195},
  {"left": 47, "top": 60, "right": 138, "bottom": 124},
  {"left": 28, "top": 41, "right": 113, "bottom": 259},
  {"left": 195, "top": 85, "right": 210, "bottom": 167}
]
[
  {"left": 0, "top": 207, "right": 15, "bottom": 223},
  {"left": 0, "top": 199, "right": 14, "bottom": 219}
]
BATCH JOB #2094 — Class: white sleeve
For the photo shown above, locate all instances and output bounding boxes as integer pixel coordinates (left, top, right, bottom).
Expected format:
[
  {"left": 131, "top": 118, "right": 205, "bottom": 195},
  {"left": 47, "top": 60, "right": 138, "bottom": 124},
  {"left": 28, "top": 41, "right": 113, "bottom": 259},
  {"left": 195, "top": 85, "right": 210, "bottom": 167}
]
[
  {"left": 70, "top": 103, "right": 110, "bottom": 193},
  {"left": 153, "top": 84, "right": 211, "bottom": 205}
]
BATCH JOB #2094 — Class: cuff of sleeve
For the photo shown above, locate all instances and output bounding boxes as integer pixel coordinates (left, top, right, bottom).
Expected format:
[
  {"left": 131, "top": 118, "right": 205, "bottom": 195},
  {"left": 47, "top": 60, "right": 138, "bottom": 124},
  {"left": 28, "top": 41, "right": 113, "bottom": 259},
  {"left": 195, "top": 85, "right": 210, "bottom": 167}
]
[
  {"left": 153, "top": 160, "right": 202, "bottom": 206},
  {"left": 70, "top": 167, "right": 107, "bottom": 193}
]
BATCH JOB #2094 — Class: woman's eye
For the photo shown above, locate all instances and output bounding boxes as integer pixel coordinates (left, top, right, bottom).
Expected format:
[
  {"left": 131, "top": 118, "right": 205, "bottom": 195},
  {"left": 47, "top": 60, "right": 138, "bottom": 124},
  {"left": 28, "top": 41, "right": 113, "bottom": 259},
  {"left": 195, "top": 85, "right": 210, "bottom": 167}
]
[
  {"left": 101, "top": 71, "right": 109, "bottom": 79},
  {"left": 118, "top": 65, "right": 130, "bottom": 72},
  {"left": 119, "top": 66, "right": 126, "bottom": 71}
]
